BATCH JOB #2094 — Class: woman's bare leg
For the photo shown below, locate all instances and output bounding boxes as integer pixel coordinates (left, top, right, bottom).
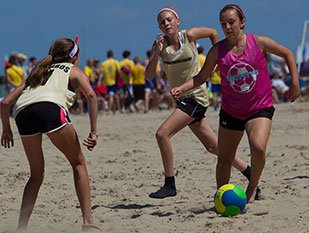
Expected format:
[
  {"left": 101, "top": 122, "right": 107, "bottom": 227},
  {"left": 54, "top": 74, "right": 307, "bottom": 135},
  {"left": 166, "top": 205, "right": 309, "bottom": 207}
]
[
  {"left": 216, "top": 126, "right": 244, "bottom": 188},
  {"left": 18, "top": 134, "right": 44, "bottom": 232},
  {"left": 149, "top": 109, "right": 194, "bottom": 198},
  {"left": 47, "top": 125, "right": 93, "bottom": 225},
  {"left": 245, "top": 118, "right": 272, "bottom": 203}
]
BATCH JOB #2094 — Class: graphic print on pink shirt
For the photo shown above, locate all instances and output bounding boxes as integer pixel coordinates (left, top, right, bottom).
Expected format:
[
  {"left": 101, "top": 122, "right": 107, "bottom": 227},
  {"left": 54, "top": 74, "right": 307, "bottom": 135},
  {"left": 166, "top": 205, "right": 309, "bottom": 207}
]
[{"left": 226, "top": 62, "right": 258, "bottom": 93}]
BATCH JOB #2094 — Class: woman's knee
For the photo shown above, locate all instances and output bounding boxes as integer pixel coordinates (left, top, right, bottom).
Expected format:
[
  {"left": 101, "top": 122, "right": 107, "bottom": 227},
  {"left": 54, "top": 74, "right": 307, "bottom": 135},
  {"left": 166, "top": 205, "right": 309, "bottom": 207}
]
[
  {"left": 155, "top": 127, "right": 169, "bottom": 142},
  {"left": 205, "top": 142, "right": 218, "bottom": 155},
  {"left": 29, "top": 170, "right": 44, "bottom": 184},
  {"left": 70, "top": 154, "right": 86, "bottom": 169},
  {"left": 217, "top": 153, "right": 234, "bottom": 166},
  {"left": 71, "top": 162, "right": 88, "bottom": 179},
  {"left": 250, "top": 143, "right": 267, "bottom": 157}
]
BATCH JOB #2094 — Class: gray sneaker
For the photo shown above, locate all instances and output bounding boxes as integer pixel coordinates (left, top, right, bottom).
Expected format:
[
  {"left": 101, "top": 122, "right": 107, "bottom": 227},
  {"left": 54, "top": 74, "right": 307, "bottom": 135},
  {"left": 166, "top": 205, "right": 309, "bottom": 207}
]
[{"left": 149, "top": 186, "right": 177, "bottom": 199}]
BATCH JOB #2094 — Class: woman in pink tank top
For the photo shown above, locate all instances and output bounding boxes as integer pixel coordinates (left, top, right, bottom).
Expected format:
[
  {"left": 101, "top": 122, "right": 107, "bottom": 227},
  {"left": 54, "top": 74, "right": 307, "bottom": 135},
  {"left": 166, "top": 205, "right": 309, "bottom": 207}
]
[{"left": 171, "top": 4, "right": 300, "bottom": 203}]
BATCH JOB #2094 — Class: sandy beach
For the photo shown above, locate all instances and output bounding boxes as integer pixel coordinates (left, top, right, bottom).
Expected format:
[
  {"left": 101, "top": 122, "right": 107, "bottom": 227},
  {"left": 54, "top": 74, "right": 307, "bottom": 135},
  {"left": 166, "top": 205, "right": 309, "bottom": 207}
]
[{"left": 0, "top": 101, "right": 308, "bottom": 233}]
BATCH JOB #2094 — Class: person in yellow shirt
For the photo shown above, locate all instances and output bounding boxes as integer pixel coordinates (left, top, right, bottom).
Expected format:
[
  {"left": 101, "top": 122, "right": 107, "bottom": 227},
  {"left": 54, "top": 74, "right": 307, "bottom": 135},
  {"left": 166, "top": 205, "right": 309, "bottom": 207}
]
[
  {"left": 100, "top": 50, "right": 121, "bottom": 114},
  {"left": 119, "top": 50, "right": 134, "bottom": 85},
  {"left": 196, "top": 44, "right": 214, "bottom": 105},
  {"left": 78, "top": 58, "right": 96, "bottom": 114},
  {"left": 197, "top": 44, "right": 206, "bottom": 68},
  {"left": 93, "top": 59, "right": 107, "bottom": 113},
  {"left": 197, "top": 45, "right": 213, "bottom": 101},
  {"left": 210, "top": 66, "right": 221, "bottom": 111},
  {"left": 82, "top": 58, "right": 96, "bottom": 113},
  {"left": 5, "top": 54, "right": 25, "bottom": 93},
  {"left": 119, "top": 50, "right": 135, "bottom": 113},
  {"left": 84, "top": 58, "right": 96, "bottom": 89},
  {"left": 131, "top": 56, "right": 145, "bottom": 112},
  {"left": 143, "top": 50, "right": 162, "bottom": 112}
]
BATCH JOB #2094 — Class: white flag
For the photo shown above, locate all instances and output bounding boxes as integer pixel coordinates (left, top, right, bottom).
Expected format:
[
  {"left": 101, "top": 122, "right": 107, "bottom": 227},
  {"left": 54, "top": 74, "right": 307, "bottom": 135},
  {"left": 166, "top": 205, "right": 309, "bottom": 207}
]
[
  {"left": 304, "top": 43, "right": 309, "bottom": 62},
  {"left": 296, "top": 45, "right": 303, "bottom": 64}
]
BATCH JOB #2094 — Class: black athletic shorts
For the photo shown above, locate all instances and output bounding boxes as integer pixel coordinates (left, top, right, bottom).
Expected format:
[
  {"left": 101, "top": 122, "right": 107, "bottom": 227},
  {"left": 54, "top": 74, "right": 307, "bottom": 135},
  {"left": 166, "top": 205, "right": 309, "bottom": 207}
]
[
  {"left": 15, "top": 102, "right": 71, "bottom": 136},
  {"left": 219, "top": 106, "right": 275, "bottom": 131},
  {"left": 176, "top": 97, "right": 207, "bottom": 125},
  {"left": 133, "top": 84, "right": 145, "bottom": 101}
]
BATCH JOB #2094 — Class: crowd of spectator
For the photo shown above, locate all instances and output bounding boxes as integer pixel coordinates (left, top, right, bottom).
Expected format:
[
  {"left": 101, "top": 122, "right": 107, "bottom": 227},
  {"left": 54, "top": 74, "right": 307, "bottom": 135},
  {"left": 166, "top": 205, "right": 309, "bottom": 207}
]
[{"left": 2, "top": 48, "right": 309, "bottom": 116}]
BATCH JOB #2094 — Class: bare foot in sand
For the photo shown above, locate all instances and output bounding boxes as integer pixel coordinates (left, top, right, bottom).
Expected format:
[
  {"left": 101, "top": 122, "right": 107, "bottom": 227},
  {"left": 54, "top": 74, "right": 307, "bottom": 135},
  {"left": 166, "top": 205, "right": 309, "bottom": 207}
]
[
  {"left": 246, "top": 185, "right": 257, "bottom": 203},
  {"left": 82, "top": 224, "right": 102, "bottom": 232}
]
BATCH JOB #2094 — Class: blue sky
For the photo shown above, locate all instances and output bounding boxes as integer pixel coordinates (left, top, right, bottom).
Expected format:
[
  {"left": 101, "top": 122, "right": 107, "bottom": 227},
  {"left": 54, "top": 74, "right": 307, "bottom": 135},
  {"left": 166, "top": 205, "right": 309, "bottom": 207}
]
[{"left": 0, "top": 0, "right": 308, "bottom": 73}]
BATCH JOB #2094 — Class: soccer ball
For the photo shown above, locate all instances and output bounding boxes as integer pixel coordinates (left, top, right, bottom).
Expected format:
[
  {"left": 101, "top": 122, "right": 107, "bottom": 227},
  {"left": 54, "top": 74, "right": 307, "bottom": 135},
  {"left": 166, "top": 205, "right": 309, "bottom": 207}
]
[
  {"left": 214, "top": 184, "right": 247, "bottom": 216},
  {"left": 227, "top": 63, "right": 258, "bottom": 93}
]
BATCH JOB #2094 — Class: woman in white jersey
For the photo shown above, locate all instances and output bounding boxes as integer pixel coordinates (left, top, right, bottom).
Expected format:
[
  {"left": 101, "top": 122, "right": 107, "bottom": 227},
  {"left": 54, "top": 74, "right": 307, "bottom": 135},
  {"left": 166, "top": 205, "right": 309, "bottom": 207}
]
[
  {"left": 1, "top": 38, "right": 101, "bottom": 231},
  {"left": 171, "top": 4, "right": 300, "bottom": 203},
  {"left": 145, "top": 7, "right": 255, "bottom": 199}
]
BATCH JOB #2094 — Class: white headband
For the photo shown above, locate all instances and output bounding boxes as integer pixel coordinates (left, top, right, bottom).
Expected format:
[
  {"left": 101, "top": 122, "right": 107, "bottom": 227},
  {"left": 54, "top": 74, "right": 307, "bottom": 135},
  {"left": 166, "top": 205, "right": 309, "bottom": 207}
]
[
  {"left": 158, "top": 7, "right": 179, "bottom": 20},
  {"left": 69, "top": 42, "right": 78, "bottom": 58}
]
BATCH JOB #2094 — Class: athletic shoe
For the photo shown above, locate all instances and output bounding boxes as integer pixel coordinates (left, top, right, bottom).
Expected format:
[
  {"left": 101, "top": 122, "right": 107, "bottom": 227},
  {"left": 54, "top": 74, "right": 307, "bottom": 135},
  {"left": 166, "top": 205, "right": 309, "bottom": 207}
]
[
  {"left": 149, "top": 186, "right": 177, "bottom": 199},
  {"left": 255, "top": 186, "right": 262, "bottom": 200}
]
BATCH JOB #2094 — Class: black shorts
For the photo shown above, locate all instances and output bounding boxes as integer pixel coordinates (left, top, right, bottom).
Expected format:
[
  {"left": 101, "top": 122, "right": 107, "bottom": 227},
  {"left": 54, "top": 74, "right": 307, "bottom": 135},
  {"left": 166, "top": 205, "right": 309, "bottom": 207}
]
[
  {"left": 15, "top": 102, "right": 71, "bottom": 136},
  {"left": 176, "top": 97, "right": 207, "bottom": 125},
  {"left": 219, "top": 106, "right": 275, "bottom": 131},
  {"left": 133, "top": 84, "right": 145, "bottom": 101}
]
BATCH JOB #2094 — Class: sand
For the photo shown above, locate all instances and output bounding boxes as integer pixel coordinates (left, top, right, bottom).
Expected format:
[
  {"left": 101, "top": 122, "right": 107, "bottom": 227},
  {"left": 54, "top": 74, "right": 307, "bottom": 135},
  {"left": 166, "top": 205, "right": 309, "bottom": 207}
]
[{"left": 0, "top": 101, "right": 308, "bottom": 233}]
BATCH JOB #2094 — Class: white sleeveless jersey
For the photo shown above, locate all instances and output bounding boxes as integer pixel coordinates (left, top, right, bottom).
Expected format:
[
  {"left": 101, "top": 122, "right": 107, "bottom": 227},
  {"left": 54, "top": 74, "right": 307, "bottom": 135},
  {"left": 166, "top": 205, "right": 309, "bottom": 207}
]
[
  {"left": 161, "top": 30, "right": 209, "bottom": 107},
  {"left": 13, "top": 63, "right": 76, "bottom": 118}
]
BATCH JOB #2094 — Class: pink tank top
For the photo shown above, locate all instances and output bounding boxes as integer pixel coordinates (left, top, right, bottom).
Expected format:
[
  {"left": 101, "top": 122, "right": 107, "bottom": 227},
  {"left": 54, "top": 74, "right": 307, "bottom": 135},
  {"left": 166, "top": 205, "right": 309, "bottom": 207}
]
[{"left": 217, "top": 34, "right": 273, "bottom": 120}]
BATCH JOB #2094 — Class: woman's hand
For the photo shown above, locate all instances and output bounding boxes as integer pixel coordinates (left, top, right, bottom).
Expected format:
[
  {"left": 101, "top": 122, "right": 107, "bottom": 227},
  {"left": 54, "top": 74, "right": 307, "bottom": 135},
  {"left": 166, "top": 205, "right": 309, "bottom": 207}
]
[
  {"left": 286, "top": 83, "right": 301, "bottom": 102},
  {"left": 170, "top": 87, "right": 183, "bottom": 100},
  {"left": 155, "top": 34, "right": 164, "bottom": 52},
  {"left": 83, "top": 132, "right": 97, "bottom": 151},
  {"left": 1, "top": 129, "right": 14, "bottom": 148}
]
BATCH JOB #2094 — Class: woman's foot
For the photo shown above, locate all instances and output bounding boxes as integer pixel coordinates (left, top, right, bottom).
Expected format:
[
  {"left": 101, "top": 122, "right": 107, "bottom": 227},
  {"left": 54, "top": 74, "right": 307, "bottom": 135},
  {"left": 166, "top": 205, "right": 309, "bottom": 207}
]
[
  {"left": 246, "top": 185, "right": 257, "bottom": 203},
  {"left": 82, "top": 224, "right": 102, "bottom": 232}
]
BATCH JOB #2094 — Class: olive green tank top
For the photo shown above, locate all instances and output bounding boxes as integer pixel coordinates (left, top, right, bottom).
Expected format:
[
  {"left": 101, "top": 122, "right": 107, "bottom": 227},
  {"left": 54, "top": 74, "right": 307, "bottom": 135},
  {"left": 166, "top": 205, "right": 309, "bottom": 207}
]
[{"left": 161, "top": 30, "right": 209, "bottom": 107}]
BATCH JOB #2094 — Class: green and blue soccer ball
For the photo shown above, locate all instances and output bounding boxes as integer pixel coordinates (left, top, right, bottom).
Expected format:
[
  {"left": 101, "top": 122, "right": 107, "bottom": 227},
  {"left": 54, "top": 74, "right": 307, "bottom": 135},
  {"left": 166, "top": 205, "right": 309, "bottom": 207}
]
[{"left": 214, "top": 184, "right": 247, "bottom": 216}]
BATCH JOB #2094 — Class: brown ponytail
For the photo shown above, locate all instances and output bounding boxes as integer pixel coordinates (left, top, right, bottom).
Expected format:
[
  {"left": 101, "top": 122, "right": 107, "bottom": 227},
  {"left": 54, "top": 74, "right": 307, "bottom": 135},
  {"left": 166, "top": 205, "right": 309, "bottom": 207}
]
[
  {"left": 25, "top": 54, "right": 53, "bottom": 88},
  {"left": 25, "top": 38, "right": 79, "bottom": 89}
]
